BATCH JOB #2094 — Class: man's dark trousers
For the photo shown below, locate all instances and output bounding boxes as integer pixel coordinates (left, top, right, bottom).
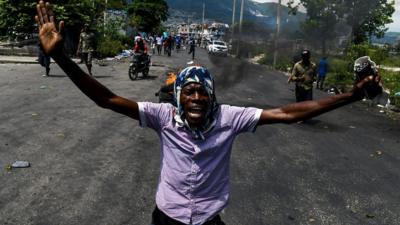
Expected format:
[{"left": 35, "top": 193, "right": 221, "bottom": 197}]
[
  {"left": 295, "top": 85, "right": 313, "bottom": 102},
  {"left": 151, "top": 206, "right": 226, "bottom": 225}
]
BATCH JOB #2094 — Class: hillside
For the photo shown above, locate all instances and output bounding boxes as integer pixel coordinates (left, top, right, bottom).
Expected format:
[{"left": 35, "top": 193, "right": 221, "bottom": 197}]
[{"left": 166, "top": 0, "right": 305, "bottom": 31}]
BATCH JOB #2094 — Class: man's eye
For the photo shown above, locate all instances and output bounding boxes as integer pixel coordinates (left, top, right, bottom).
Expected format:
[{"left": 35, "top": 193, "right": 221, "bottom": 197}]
[{"left": 183, "top": 89, "right": 194, "bottom": 95}]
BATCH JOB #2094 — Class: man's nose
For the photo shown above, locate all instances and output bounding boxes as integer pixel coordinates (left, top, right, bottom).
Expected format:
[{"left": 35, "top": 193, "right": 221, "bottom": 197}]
[{"left": 193, "top": 91, "right": 200, "bottom": 100}]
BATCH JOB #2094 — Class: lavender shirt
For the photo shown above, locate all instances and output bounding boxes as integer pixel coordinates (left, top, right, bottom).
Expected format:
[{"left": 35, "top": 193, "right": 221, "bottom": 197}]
[{"left": 138, "top": 102, "right": 262, "bottom": 225}]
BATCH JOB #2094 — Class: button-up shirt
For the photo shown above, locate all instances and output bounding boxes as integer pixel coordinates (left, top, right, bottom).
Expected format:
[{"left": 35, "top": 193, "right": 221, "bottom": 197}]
[
  {"left": 292, "top": 60, "right": 317, "bottom": 90},
  {"left": 138, "top": 102, "right": 262, "bottom": 225}
]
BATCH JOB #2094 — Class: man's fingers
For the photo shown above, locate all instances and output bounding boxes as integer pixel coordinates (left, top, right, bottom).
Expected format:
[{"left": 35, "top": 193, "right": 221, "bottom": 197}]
[
  {"left": 36, "top": 4, "right": 44, "bottom": 25},
  {"left": 41, "top": 6, "right": 49, "bottom": 23},
  {"left": 35, "top": 15, "right": 42, "bottom": 29},
  {"left": 375, "top": 75, "right": 381, "bottom": 83},
  {"left": 59, "top": 21, "right": 65, "bottom": 33},
  {"left": 46, "top": 2, "right": 55, "bottom": 22}
]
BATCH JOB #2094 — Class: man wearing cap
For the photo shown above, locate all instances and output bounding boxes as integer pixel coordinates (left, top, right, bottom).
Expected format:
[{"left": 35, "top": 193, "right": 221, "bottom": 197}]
[
  {"left": 35, "top": 2, "right": 381, "bottom": 225},
  {"left": 288, "top": 50, "right": 317, "bottom": 102}
]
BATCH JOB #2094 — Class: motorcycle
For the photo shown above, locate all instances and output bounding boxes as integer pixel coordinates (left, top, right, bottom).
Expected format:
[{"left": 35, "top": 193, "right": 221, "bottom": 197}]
[{"left": 128, "top": 52, "right": 151, "bottom": 80}]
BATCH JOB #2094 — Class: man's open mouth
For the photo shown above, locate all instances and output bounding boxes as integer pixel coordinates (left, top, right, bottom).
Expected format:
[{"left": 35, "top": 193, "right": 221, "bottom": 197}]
[{"left": 187, "top": 107, "right": 206, "bottom": 118}]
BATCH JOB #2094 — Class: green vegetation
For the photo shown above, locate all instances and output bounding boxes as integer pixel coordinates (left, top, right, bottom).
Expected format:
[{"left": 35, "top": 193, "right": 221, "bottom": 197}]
[
  {"left": 0, "top": 0, "right": 167, "bottom": 57},
  {"left": 382, "top": 56, "right": 400, "bottom": 68},
  {"left": 381, "top": 69, "right": 400, "bottom": 107},
  {"left": 127, "top": 0, "right": 168, "bottom": 33},
  {"left": 97, "top": 36, "right": 125, "bottom": 58},
  {"left": 288, "top": 0, "right": 395, "bottom": 53}
]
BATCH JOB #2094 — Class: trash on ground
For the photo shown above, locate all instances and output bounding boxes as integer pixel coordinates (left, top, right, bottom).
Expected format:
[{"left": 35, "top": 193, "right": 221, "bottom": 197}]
[
  {"left": 11, "top": 160, "right": 30, "bottom": 168},
  {"left": 287, "top": 215, "right": 295, "bottom": 220},
  {"left": 115, "top": 49, "right": 132, "bottom": 60},
  {"left": 40, "top": 85, "right": 47, "bottom": 89},
  {"left": 349, "top": 125, "right": 356, "bottom": 129},
  {"left": 309, "top": 218, "right": 316, "bottom": 223},
  {"left": 56, "top": 133, "right": 65, "bottom": 138},
  {"left": 371, "top": 150, "right": 383, "bottom": 158},
  {"left": 366, "top": 214, "right": 375, "bottom": 219},
  {"left": 31, "top": 112, "right": 39, "bottom": 116},
  {"left": 379, "top": 110, "right": 385, "bottom": 113}
]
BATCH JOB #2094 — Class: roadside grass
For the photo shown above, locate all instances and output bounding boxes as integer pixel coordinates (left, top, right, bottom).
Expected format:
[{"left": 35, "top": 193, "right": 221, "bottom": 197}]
[
  {"left": 380, "top": 69, "right": 400, "bottom": 107},
  {"left": 382, "top": 55, "right": 400, "bottom": 67}
]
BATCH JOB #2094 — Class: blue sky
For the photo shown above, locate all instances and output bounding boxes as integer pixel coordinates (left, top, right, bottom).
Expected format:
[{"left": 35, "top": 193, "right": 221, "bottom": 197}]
[{"left": 252, "top": 0, "right": 400, "bottom": 32}]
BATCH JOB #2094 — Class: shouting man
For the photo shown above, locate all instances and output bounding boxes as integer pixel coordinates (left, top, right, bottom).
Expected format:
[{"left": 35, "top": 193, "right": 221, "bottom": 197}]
[{"left": 35, "top": 1, "right": 381, "bottom": 225}]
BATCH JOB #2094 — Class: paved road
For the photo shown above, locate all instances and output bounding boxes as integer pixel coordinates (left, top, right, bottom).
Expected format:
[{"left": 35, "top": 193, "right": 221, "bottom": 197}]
[{"left": 1, "top": 48, "right": 400, "bottom": 225}]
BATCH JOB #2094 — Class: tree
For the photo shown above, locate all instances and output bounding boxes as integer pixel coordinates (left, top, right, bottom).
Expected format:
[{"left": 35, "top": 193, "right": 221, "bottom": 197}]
[
  {"left": 0, "top": 0, "right": 106, "bottom": 39},
  {"left": 288, "top": 0, "right": 341, "bottom": 56},
  {"left": 127, "top": 0, "right": 168, "bottom": 33},
  {"left": 288, "top": 0, "right": 395, "bottom": 46},
  {"left": 342, "top": 0, "right": 395, "bottom": 44},
  {"left": 0, "top": 1, "right": 36, "bottom": 39}
]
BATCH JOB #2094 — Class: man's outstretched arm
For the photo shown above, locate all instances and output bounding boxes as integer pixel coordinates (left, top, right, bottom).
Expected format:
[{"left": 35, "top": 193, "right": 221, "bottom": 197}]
[
  {"left": 258, "top": 75, "right": 380, "bottom": 125},
  {"left": 35, "top": 0, "right": 139, "bottom": 120}
]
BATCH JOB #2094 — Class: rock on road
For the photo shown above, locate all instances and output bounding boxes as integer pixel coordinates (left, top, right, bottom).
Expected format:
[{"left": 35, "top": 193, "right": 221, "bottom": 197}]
[{"left": 1, "top": 48, "right": 400, "bottom": 225}]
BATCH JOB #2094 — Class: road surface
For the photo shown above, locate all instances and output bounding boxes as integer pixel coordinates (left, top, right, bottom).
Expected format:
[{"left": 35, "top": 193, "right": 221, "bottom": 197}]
[{"left": 1, "top": 48, "right": 400, "bottom": 225}]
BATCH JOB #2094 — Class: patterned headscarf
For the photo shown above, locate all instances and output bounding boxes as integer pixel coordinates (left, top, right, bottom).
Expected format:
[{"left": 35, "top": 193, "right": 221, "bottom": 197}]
[{"left": 174, "top": 66, "right": 219, "bottom": 140}]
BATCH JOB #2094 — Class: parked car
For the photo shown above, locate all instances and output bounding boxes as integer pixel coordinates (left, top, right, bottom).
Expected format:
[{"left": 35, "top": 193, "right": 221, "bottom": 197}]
[{"left": 207, "top": 40, "right": 228, "bottom": 56}]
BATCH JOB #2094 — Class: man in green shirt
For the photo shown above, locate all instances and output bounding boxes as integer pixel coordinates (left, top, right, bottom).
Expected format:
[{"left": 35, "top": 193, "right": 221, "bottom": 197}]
[
  {"left": 288, "top": 50, "right": 317, "bottom": 102},
  {"left": 76, "top": 24, "right": 94, "bottom": 76}
]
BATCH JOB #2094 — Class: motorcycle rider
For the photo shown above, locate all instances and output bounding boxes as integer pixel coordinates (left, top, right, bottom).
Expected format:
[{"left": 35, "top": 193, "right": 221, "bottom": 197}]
[{"left": 133, "top": 36, "right": 149, "bottom": 65}]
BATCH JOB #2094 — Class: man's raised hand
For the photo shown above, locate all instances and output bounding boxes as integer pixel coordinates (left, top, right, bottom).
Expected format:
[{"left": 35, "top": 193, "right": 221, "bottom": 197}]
[{"left": 35, "top": 0, "right": 64, "bottom": 55}]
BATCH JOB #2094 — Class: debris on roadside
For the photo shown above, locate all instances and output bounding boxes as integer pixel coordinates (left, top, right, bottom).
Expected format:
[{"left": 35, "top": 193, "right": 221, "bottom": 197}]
[
  {"left": 56, "top": 133, "right": 65, "bottom": 138},
  {"left": 349, "top": 125, "right": 356, "bottom": 129},
  {"left": 7, "top": 160, "right": 31, "bottom": 170},
  {"left": 308, "top": 218, "right": 316, "bottom": 223},
  {"left": 370, "top": 150, "right": 383, "bottom": 158},
  {"left": 40, "top": 85, "right": 47, "bottom": 89},
  {"left": 115, "top": 50, "right": 132, "bottom": 60},
  {"left": 31, "top": 112, "right": 39, "bottom": 117},
  {"left": 366, "top": 214, "right": 375, "bottom": 219}
]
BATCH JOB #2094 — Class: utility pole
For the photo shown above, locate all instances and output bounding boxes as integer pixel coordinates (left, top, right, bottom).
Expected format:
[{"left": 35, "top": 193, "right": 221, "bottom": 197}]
[
  {"left": 236, "top": 0, "right": 244, "bottom": 57},
  {"left": 239, "top": 0, "right": 244, "bottom": 34},
  {"left": 104, "top": 0, "right": 108, "bottom": 37},
  {"left": 232, "top": 0, "right": 236, "bottom": 27},
  {"left": 273, "top": 0, "right": 281, "bottom": 69},
  {"left": 202, "top": 2, "right": 205, "bottom": 33}
]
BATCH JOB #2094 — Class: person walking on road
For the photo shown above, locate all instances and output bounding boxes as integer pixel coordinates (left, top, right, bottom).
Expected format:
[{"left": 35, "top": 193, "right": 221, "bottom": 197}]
[
  {"left": 188, "top": 37, "right": 196, "bottom": 60},
  {"left": 288, "top": 50, "right": 317, "bottom": 102},
  {"left": 38, "top": 42, "right": 51, "bottom": 77},
  {"left": 35, "top": 2, "right": 382, "bottom": 224},
  {"left": 76, "top": 24, "right": 94, "bottom": 76},
  {"left": 317, "top": 56, "right": 329, "bottom": 90},
  {"left": 156, "top": 34, "right": 163, "bottom": 55},
  {"left": 165, "top": 35, "right": 173, "bottom": 57}
]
